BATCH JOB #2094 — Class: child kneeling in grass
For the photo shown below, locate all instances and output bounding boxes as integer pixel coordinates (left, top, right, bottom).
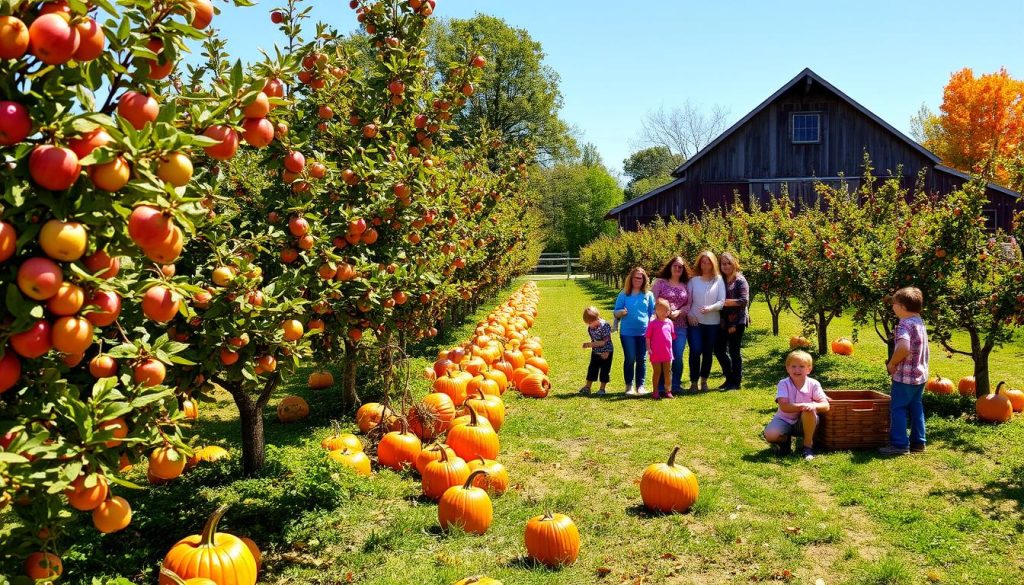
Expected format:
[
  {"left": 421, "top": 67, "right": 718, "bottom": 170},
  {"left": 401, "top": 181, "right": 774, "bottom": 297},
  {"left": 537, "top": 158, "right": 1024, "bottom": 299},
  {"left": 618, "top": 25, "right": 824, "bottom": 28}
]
[{"left": 762, "top": 350, "right": 830, "bottom": 460}]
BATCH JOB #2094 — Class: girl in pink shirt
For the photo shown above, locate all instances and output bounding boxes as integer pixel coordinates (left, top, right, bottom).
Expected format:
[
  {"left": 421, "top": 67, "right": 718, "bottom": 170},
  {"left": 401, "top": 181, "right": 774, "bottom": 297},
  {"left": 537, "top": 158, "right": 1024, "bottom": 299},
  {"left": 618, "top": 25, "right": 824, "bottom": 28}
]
[{"left": 646, "top": 299, "right": 677, "bottom": 399}]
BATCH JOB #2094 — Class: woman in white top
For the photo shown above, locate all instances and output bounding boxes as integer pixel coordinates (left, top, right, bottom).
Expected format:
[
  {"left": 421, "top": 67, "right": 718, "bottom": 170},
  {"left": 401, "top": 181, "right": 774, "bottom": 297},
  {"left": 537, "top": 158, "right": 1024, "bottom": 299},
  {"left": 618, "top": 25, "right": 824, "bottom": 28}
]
[{"left": 686, "top": 251, "right": 726, "bottom": 392}]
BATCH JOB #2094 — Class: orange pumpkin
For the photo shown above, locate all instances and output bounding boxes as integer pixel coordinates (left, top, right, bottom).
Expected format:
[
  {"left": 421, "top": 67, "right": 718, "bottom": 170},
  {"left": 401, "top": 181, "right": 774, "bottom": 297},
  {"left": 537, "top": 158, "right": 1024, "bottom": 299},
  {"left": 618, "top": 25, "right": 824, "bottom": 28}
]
[
  {"left": 377, "top": 425, "right": 422, "bottom": 471},
  {"left": 187, "top": 445, "right": 230, "bottom": 469},
  {"left": 519, "top": 373, "right": 551, "bottom": 398},
  {"left": 415, "top": 442, "right": 458, "bottom": 475},
  {"left": 356, "top": 402, "right": 395, "bottom": 433},
  {"left": 276, "top": 395, "right": 310, "bottom": 422},
  {"left": 422, "top": 367, "right": 437, "bottom": 381},
  {"left": 465, "top": 389, "right": 505, "bottom": 432},
  {"left": 327, "top": 448, "right": 372, "bottom": 476},
  {"left": 997, "top": 381, "right": 1024, "bottom": 412},
  {"left": 640, "top": 446, "right": 699, "bottom": 513},
  {"left": 160, "top": 568, "right": 218, "bottom": 585},
  {"left": 308, "top": 370, "right": 334, "bottom": 389},
  {"left": 421, "top": 447, "right": 470, "bottom": 501},
  {"left": 958, "top": 376, "right": 977, "bottom": 397},
  {"left": 490, "top": 360, "right": 514, "bottom": 382},
  {"left": 789, "top": 335, "right": 811, "bottom": 349},
  {"left": 438, "top": 470, "right": 493, "bottom": 534},
  {"left": 525, "top": 356, "right": 549, "bottom": 374},
  {"left": 482, "top": 369, "right": 508, "bottom": 394},
  {"left": 503, "top": 348, "right": 525, "bottom": 369},
  {"left": 434, "top": 373, "right": 469, "bottom": 406},
  {"left": 408, "top": 392, "right": 456, "bottom": 440},
  {"left": 976, "top": 384, "right": 1014, "bottom": 423},
  {"left": 523, "top": 511, "right": 580, "bottom": 567},
  {"left": 925, "top": 375, "right": 955, "bottom": 395},
  {"left": 93, "top": 496, "right": 132, "bottom": 533},
  {"left": 467, "top": 457, "right": 509, "bottom": 495},
  {"left": 160, "top": 506, "right": 257, "bottom": 585},
  {"left": 446, "top": 406, "right": 499, "bottom": 461},
  {"left": 462, "top": 355, "right": 487, "bottom": 376},
  {"left": 830, "top": 337, "right": 854, "bottom": 355},
  {"left": 240, "top": 537, "right": 261, "bottom": 571},
  {"left": 321, "top": 432, "right": 362, "bottom": 452}
]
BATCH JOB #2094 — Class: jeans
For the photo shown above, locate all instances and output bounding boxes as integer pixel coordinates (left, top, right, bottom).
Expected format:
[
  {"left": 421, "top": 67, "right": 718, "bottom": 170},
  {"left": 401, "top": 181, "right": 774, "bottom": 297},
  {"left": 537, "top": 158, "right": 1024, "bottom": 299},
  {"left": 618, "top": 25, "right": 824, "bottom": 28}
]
[
  {"left": 620, "top": 334, "right": 647, "bottom": 388},
  {"left": 890, "top": 381, "right": 926, "bottom": 449},
  {"left": 687, "top": 324, "right": 719, "bottom": 382},
  {"left": 715, "top": 324, "right": 746, "bottom": 386}
]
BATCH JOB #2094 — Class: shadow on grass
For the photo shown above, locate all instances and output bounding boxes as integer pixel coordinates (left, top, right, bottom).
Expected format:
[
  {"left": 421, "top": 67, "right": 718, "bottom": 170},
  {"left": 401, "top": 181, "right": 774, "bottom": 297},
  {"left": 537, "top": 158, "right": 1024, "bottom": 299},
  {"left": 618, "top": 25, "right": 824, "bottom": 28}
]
[
  {"left": 505, "top": 555, "right": 568, "bottom": 571},
  {"left": 623, "top": 502, "right": 693, "bottom": 519},
  {"left": 576, "top": 278, "right": 618, "bottom": 312},
  {"left": 943, "top": 462, "right": 1024, "bottom": 521}
]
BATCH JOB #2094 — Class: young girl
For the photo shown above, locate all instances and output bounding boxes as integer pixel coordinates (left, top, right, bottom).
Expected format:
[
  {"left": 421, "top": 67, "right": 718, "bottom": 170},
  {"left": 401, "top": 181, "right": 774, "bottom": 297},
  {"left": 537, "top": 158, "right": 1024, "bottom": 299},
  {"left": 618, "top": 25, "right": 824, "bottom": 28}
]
[
  {"left": 762, "top": 350, "right": 831, "bottom": 460},
  {"left": 646, "top": 298, "right": 676, "bottom": 399}
]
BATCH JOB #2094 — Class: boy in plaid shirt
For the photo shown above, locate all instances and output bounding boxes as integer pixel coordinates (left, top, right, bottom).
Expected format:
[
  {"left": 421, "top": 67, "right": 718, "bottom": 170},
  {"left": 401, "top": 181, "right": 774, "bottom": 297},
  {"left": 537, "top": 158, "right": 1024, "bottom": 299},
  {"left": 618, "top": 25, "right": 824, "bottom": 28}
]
[{"left": 880, "top": 287, "right": 929, "bottom": 455}]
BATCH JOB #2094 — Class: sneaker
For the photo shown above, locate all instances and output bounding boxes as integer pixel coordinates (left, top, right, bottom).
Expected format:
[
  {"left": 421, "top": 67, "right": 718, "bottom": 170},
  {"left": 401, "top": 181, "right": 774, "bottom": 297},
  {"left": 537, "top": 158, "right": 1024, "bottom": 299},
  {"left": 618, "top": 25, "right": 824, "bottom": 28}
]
[
  {"left": 700, "top": 380, "right": 709, "bottom": 392},
  {"left": 688, "top": 381, "right": 698, "bottom": 392},
  {"left": 596, "top": 388, "right": 607, "bottom": 395},
  {"left": 879, "top": 445, "right": 910, "bottom": 456},
  {"left": 636, "top": 385, "right": 650, "bottom": 395},
  {"left": 671, "top": 386, "right": 683, "bottom": 395},
  {"left": 717, "top": 382, "right": 730, "bottom": 390},
  {"left": 663, "top": 392, "right": 674, "bottom": 399},
  {"left": 624, "top": 385, "right": 637, "bottom": 396},
  {"left": 578, "top": 387, "right": 591, "bottom": 395},
  {"left": 910, "top": 443, "right": 926, "bottom": 453},
  {"left": 652, "top": 392, "right": 662, "bottom": 400},
  {"left": 803, "top": 447, "right": 815, "bottom": 461},
  {"left": 771, "top": 440, "right": 792, "bottom": 456}
]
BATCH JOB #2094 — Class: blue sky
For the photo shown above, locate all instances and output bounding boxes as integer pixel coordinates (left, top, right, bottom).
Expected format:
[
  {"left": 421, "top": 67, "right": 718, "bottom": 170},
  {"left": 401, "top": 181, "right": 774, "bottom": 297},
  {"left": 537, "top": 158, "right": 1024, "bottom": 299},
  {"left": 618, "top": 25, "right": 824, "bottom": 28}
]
[{"left": 210, "top": 1, "right": 1024, "bottom": 178}]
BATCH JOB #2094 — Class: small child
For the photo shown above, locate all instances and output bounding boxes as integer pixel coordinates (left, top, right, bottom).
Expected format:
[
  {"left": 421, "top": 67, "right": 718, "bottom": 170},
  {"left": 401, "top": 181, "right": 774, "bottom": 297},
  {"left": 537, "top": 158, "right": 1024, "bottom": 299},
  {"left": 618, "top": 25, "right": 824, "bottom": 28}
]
[
  {"left": 645, "top": 298, "right": 676, "bottom": 399},
  {"left": 762, "top": 350, "right": 830, "bottom": 460},
  {"left": 880, "top": 287, "right": 929, "bottom": 456},
  {"left": 581, "top": 306, "right": 613, "bottom": 395}
]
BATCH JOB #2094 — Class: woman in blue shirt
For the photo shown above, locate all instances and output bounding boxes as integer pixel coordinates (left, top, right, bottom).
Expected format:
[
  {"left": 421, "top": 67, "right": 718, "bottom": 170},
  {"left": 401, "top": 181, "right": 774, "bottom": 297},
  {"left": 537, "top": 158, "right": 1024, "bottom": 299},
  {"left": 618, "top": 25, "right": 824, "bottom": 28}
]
[{"left": 614, "top": 267, "right": 656, "bottom": 396}]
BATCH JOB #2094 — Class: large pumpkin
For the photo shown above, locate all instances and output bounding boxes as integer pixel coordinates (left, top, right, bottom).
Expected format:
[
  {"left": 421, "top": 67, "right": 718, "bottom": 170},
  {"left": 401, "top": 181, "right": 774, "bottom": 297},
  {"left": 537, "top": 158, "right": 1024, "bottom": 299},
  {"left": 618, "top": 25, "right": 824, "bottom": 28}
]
[
  {"left": 434, "top": 373, "right": 469, "bottom": 406},
  {"left": 377, "top": 425, "right": 422, "bottom": 471},
  {"left": 467, "top": 457, "right": 509, "bottom": 495},
  {"left": 438, "top": 470, "right": 493, "bottom": 535},
  {"left": 408, "top": 392, "right": 456, "bottom": 440},
  {"left": 976, "top": 385, "right": 1014, "bottom": 423},
  {"left": 519, "top": 373, "right": 551, "bottom": 398},
  {"left": 482, "top": 369, "right": 509, "bottom": 395},
  {"left": 415, "top": 443, "right": 458, "bottom": 475},
  {"left": 160, "top": 506, "right": 258, "bottom": 585},
  {"left": 327, "top": 448, "right": 372, "bottom": 476},
  {"left": 307, "top": 370, "right": 334, "bottom": 389},
  {"left": 525, "top": 356, "right": 549, "bottom": 374},
  {"left": 640, "top": 446, "right": 699, "bottom": 513},
  {"left": 355, "top": 402, "right": 394, "bottom": 433},
  {"left": 490, "top": 360, "right": 514, "bottom": 382},
  {"left": 925, "top": 375, "right": 955, "bottom": 395},
  {"left": 421, "top": 447, "right": 470, "bottom": 501},
  {"left": 446, "top": 407, "right": 500, "bottom": 461},
  {"left": 503, "top": 348, "right": 525, "bottom": 369},
  {"left": 465, "top": 389, "right": 505, "bottom": 432},
  {"left": 997, "top": 381, "right": 1024, "bottom": 412},
  {"left": 321, "top": 432, "right": 362, "bottom": 452},
  {"left": 523, "top": 511, "right": 580, "bottom": 567},
  {"left": 276, "top": 395, "right": 309, "bottom": 422},
  {"left": 958, "top": 376, "right": 977, "bottom": 397},
  {"left": 830, "top": 337, "right": 853, "bottom": 356}
]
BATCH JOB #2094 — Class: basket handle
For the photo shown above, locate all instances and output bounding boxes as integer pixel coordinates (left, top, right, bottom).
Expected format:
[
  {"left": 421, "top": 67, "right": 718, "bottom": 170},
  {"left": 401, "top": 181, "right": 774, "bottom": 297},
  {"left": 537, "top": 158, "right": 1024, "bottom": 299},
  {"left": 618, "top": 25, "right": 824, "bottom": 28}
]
[{"left": 850, "top": 407, "right": 875, "bottom": 412}]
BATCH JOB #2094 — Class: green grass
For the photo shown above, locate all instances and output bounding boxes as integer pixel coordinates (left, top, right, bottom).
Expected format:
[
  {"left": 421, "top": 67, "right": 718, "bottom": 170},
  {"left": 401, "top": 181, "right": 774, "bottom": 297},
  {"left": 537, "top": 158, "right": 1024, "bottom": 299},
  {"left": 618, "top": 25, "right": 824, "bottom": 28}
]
[{"left": 50, "top": 279, "right": 1024, "bottom": 584}]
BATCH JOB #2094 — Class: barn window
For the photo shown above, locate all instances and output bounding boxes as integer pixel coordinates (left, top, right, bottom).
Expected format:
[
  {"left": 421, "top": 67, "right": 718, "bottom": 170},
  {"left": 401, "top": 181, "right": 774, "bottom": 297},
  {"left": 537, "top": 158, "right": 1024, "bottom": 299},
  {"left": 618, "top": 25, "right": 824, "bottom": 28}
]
[{"left": 792, "top": 113, "right": 820, "bottom": 143}]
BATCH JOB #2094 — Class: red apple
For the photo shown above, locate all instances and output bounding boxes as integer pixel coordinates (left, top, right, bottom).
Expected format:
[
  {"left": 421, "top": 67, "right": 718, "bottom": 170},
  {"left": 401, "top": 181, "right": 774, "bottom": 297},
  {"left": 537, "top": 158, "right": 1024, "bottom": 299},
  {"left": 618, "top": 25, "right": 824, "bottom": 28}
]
[
  {"left": 0, "top": 101, "right": 31, "bottom": 146},
  {"left": 17, "top": 257, "right": 63, "bottom": 300},
  {"left": 29, "top": 145, "right": 80, "bottom": 191},
  {"left": 28, "top": 13, "right": 79, "bottom": 65}
]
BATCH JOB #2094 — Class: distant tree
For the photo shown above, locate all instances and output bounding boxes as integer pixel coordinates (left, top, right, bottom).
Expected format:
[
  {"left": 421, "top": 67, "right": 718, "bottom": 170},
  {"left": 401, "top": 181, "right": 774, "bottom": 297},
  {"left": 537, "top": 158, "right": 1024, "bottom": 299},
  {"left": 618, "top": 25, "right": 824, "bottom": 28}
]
[
  {"left": 636, "top": 101, "right": 730, "bottom": 159},
  {"left": 622, "top": 146, "right": 684, "bottom": 200},
  {"left": 580, "top": 142, "right": 603, "bottom": 168},
  {"left": 909, "top": 103, "right": 942, "bottom": 148},
  {"left": 429, "top": 14, "right": 578, "bottom": 163},
  {"left": 536, "top": 164, "right": 623, "bottom": 253}
]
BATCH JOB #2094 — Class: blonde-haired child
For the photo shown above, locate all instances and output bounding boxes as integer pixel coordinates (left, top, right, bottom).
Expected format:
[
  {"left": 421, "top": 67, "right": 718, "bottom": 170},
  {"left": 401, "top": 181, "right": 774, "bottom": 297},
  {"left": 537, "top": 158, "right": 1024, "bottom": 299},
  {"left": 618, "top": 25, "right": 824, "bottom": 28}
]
[
  {"left": 762, "top": 350, "right": 830, "bottom": 460},
  {"left": 581, "top": 306, "right": 613, "bottom": 395},
  {"left": 645, "top": 298, "right": 676, "bottom": 399}
]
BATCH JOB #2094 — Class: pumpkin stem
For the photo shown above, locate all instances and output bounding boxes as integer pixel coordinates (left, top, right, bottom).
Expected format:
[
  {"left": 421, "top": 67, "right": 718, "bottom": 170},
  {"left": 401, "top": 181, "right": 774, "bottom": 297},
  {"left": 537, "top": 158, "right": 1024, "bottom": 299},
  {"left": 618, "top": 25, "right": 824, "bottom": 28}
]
[
  {"left": 666, "top": 446, "right": 680, "bottom": 467},
  {"left": 996, "top": 381, "right": 1006, "bottom": 395},
  {"left": 464, "top": 469, "right": 488, "bottom": 489},
  {"left": 477, "top": 389, "right": 486, "bottom": 400},
  {"left": 438, "top": 446, "right": 450, "bottom": 462},
  {"left": 467, "top": 404, "right": 479, "bottom": 426},
  {"left": 160, "top": 568, "right": 187, "bottom": 585},
  {"left": 200, "top": 505, "right": 229, "bottom": 547}
]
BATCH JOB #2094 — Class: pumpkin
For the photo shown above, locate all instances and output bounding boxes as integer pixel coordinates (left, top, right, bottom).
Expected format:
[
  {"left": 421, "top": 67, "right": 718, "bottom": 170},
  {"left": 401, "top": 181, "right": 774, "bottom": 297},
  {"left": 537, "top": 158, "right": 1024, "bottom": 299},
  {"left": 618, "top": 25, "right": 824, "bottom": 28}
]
[
  {"left": 976, "top": 384, "right": 1014, "bottom": 423},
  {"left": 789, "top": 335, "right": 811, "bottom": 349},
  {"left": 181, "top": 398, "right": 199, "bottom": 420},
  {"left": 66, "top": 473, "right": 108, "bottom": 511},
  {"left": 187, "top": 445, "right": 230, "bottom": 468},
  {"left": 422, "top": 367, "right": 436, "bottom": 381},
  {"left": 356, "top": 402, "right": 395, "bottom": 433},
  {"left": 377, "top": 424, "right": 422, "bottom": 471},
  {"left": 240, "top": 537, "right": 261, "bottom": 571},
  {"left": 421, "top": 447, "right": 470, "bottom": 501},
  {"left": 468, "top": 375, "right": 500, "bottom": 398},
  {"left": 321, "top": 432, "right": 363, "bottom": 452},
  {"left": 640, "top": 446, "right": 699, "bottom": 513},
  {"left": 997, "top": 381, "right": 1024, "bottom": 412},
  {"left": 511, "top": 366, "right": 539, "bottom": 389},
  {"left": 468, "top": 457, "right": 509, "bottom": 495},
  {"left": 830, "top": 337, "right": 854, "bottom": 355},
  {"left": 276, "top": 395, "right": 309, "bottom": 422},
  {"left": 524, "top": 511, "right": 580, "bottom": 567},
  {"left": 958, "top": 376, "right": 977, "bottom": 397},
  {"left": 160, "top": 506, "right": 258, "bottom": 585},
  {"left": 149, "top": 446, "right": 186, "bottom": 480},
  {"left": 465, "top": 389, "right": 505, "bottom": 432},
  {"left": 433, "top": 357, "right": 455, "bottom": 378},
  {"left": 482, "top": 369, "right": 509, "bottom": 394},
  {"left": 25, "top": 552, "right": 63, "bottom": 581},
  {"left": 434, "top": 373, "right": 469, "bottom": 406},
  {"left": 327, "top": 448, "right": 372, "bottom": 476},
  {"left": 503, "top": 348, "right": 526, "bottom": 369},
  {"left": 490, "top": 360, "right": 514, "bottom": 382},
  {"left": 450, "top": 411, "right": 494, "bottom": 430},
  {"left": 308, "top": 370, "right": 334, "bottom": 389},
  {"left": 160, "top": 568, "right": 218, "bottom": 585},
  {"left": 462, "top": 355, "right": 487, "bottom": 376},
  {"left": 416, "top": 442, "right": 458, "bottom": 475},
  {"left": 925, "top": 375, "right": 955, "bottom": 395},
  {"left": 408, "top": 392, "right": 456, "bottom": 440},
  {"left": 438, "top": 470, "right": 493, "bottom": 534},
  {"left": 93, "top": 495, "right": 132, "bottom": 533},
  {"left": 519, "top": 373, "right": 551, "bottom": 398},
  {"left": 525, "top": 356, "right": 549, "bottom": 374},
  {"left": 446, "top": 406, "right": 500, "bottom": 461}
]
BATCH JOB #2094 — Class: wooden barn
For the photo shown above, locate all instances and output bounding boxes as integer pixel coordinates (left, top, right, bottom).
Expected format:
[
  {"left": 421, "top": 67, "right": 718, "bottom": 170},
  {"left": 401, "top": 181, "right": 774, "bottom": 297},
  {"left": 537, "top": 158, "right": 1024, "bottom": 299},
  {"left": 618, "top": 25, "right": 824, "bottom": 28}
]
[{"left": 607, "top": 68, "right": 1023, "bottom": 231}]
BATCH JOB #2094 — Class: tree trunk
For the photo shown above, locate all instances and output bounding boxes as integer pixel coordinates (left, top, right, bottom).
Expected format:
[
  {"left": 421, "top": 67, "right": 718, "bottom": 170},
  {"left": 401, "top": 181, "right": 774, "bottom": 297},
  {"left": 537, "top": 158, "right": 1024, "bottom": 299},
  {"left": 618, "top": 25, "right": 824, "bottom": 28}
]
[
  {"left": 817, "top": 310, "right": 830, "bottom": 355},
  {"left": 342, "top": 338, "right": 359, "bottom": 410},
  {"left": 971, "top": 330, "right": 994, "bottom": 397},
  {"left": 765, "top": 294, "right": 782, "bottom": 336},
  {"left": 236, "top": 396, "right": 265, "bottom": 476}
]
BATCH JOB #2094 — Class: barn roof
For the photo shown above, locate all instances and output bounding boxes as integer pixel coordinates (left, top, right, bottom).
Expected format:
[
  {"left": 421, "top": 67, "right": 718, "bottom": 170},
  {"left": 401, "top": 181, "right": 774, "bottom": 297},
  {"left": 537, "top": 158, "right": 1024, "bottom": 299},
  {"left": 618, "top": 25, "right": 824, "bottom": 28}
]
[
  {"left": 606, "top": 176, "right": 686, "bottom": 217},
  {"left": 669, "top": 68, "right": 941, "bottom": 177},
  {"left": 934, "top": 164, "right": 1021, "bottom": 200}
]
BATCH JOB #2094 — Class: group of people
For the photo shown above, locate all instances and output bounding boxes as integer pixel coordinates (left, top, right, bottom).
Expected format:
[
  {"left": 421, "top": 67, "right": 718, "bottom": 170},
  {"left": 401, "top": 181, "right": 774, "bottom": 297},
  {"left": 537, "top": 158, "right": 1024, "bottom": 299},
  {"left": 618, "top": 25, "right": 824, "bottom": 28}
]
[
  {"left": 581, "top": 251, "right": 749, "bottom": 398},
  {"left": 581, "top": 255, "right": 931, "bottom": 462}
]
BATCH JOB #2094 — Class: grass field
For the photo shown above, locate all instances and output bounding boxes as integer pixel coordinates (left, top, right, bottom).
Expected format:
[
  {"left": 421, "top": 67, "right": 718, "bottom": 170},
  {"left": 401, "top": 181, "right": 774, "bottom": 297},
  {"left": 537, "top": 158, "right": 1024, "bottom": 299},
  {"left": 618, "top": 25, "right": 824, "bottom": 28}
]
[{"left": 49, "top": 278, "right": 1024, "bottom": 584}]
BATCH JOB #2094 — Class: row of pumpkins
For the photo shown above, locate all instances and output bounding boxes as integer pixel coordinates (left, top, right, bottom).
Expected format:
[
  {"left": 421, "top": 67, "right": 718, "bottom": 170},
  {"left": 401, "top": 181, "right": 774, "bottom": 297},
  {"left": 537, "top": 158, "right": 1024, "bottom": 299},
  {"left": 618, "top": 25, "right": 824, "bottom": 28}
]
[{"left": 926, "top": 375, "right": 1024, "bottom": 423}]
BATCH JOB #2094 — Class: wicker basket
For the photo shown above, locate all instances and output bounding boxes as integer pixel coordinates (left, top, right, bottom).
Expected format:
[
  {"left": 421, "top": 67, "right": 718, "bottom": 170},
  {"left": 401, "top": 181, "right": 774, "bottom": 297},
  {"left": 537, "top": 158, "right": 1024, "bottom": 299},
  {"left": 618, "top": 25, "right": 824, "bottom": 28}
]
[{"left": 818, "top": 390, "right": 891, "bottom": 450}]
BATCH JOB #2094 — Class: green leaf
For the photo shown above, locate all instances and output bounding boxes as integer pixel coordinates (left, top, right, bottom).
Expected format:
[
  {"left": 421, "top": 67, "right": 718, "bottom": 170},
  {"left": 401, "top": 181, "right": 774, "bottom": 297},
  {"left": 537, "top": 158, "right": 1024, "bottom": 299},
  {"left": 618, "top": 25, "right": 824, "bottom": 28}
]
[{"left": 0, "top": 452, "right": 29, "bottom": 464}]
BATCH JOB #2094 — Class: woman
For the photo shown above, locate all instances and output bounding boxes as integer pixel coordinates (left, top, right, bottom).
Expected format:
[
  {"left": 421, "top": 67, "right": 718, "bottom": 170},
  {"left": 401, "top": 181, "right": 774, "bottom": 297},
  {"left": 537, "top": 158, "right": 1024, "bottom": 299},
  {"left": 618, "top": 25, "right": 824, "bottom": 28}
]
[
  {"left": 614, "top": 267, "right": 655, "bottom": 396},
  {"left": 686, "top": 251, "right": 725, "bottom": 392},
  {"left": 651, "top": 256, "right": 691, "bottom": 397},
  {"left": 715, "top": 252, "right": 749, "bottom": 390}
]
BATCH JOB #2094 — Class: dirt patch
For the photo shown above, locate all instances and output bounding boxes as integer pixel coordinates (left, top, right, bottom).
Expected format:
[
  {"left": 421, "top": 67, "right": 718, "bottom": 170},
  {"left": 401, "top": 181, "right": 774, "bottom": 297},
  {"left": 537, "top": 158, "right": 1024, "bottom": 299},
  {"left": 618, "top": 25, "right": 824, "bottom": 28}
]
[{"left": 795, "top": 473, "right": 883, "bottom": 581}]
